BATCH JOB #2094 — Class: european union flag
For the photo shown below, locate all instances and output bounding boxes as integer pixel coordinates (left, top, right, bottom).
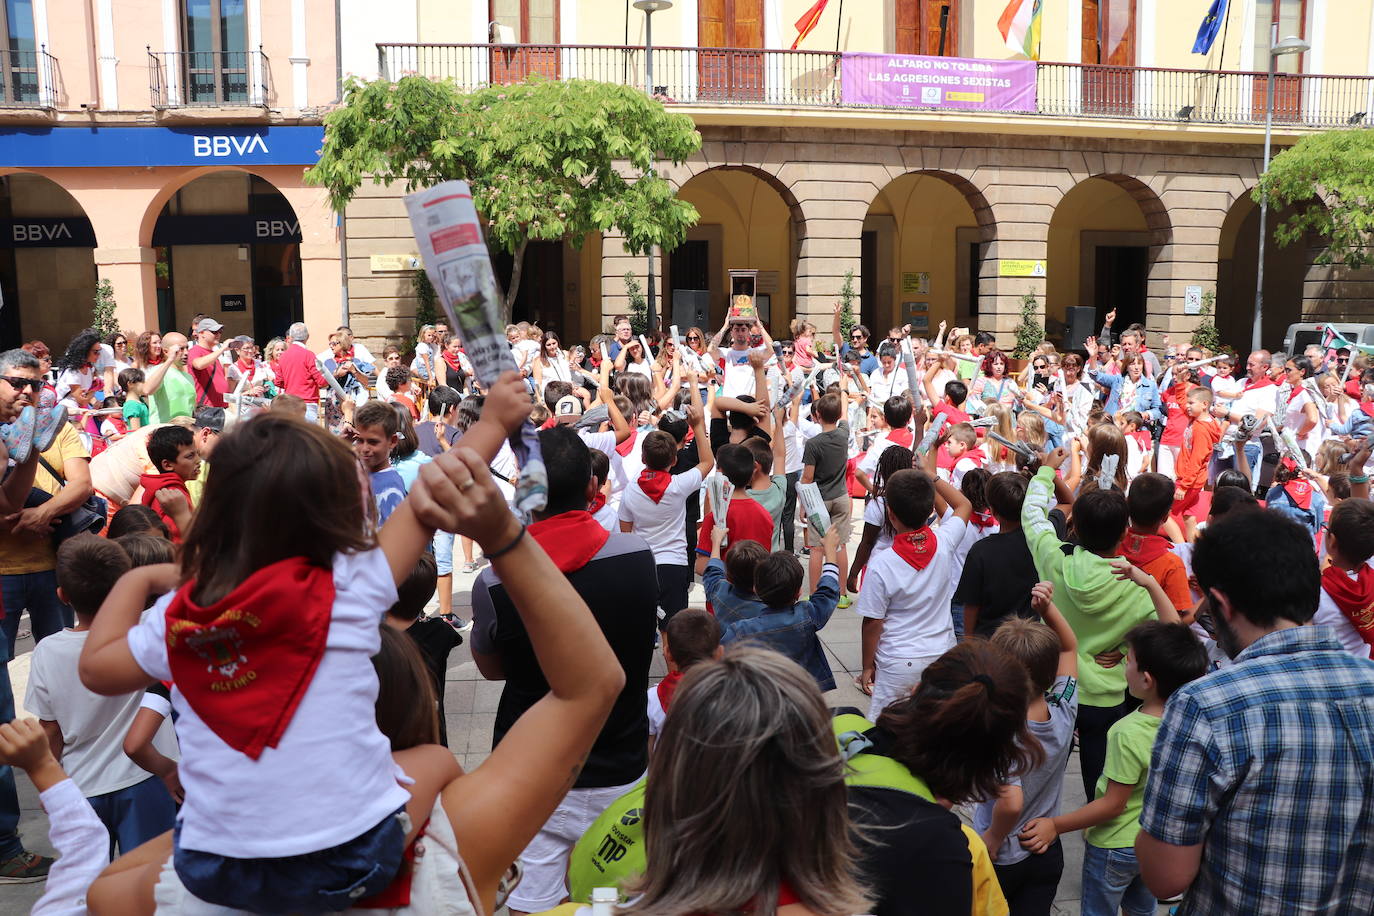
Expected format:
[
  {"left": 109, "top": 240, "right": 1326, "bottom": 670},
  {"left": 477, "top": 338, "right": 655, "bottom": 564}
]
[{"left": 1193, "top": 0, "right": 1229, "bottom": 54}]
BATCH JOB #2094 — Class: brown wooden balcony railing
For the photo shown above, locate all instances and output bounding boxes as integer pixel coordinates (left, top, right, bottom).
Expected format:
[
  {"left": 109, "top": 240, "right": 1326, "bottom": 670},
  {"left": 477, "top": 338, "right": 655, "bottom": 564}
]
[{"left": 377, "top": 42, "right": 1374, "bottom": 130}]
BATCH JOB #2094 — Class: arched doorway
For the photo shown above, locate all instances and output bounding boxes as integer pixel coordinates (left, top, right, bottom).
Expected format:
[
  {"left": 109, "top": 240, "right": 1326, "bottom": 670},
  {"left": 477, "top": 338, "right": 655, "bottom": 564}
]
[
  {"left": 150, "top": 172, "right": 303, "bottom": 342},
  {"left": 1046, "top": 175, "right": 1169, "bottom": 347},
  {"left": 0, "top": 173, "right": 98, "bottom": 350},
  {"left": 1216, "top": 194, "right": 1328, "bottom": 352},
  {"left": 862, "top": 170, "right": 991, "bottom": 338},
  {"left": 489, "top": 231, "right": 601, "bottom": 340},
  {"left": 669, "top": 166, "right": 801, "bottom": 334}
]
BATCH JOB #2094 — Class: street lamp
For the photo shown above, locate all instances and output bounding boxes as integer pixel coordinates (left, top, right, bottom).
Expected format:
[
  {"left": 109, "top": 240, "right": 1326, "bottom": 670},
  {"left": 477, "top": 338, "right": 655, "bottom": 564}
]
[
  {"left": 1252, "top": 27, "right": 1310, "bottom": 352},
  {"left": 634, "top": 0, "right": 672, "bottom": 333}
]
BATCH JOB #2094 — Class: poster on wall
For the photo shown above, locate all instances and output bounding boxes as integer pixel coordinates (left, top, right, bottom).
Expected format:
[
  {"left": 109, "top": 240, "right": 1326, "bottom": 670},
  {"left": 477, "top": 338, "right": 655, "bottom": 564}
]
[
  {"left": 901, "top": 272, "right": 931, "bottom": 295},
  {"left": 841, "top": 53, "right": 1036, "bottom": 112}
]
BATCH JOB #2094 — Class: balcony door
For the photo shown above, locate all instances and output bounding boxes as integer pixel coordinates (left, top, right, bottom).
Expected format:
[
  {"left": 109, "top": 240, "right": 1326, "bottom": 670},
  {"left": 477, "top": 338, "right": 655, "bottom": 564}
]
[
  {"left": 698, "top": 0, "right": 763, "bottom": 101},
  {"left": 1252, "top": 0, "right": 1306, "bottom": 122},
  {"left": 896, "top": 0, "right": 958, "bottom": 56},
  {"left": 490, "top": 0, "right": 559, "bottom": 83},
  {"left": 0, "top": 0, "right": 38, "bottom": 104},
  {"left": 1081, "top": 0, "right": 1135, "bottom": 115},
  {"left": 183, "top": 0, "right": 248, "bottom": 104}
]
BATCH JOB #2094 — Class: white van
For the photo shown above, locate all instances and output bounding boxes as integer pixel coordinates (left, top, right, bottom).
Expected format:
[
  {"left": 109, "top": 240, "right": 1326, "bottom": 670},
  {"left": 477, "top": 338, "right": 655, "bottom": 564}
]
[{"left": 1283, "top": 322, "right": 1374, "bottom": 356}]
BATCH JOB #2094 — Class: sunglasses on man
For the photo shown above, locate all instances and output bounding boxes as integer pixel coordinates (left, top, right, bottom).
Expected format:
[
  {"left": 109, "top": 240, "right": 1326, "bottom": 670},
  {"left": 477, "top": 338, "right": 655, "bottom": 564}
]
[{"left": 0, "top": 376, "right": 43, "bottom": 392}]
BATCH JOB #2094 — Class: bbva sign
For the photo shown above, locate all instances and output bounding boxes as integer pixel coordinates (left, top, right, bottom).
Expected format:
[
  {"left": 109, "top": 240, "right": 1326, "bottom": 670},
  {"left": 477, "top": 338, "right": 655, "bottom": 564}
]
[{"left": 193, "top": 134, "right": 269, "bottom": 158}]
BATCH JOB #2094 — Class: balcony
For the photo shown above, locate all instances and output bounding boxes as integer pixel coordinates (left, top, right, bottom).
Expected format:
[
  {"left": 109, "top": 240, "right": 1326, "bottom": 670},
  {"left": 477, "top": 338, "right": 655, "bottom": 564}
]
[
  {"left": 377, "top": 42, "right": 1374, "bottom": 131},
  {"left": 148, "top": 48, "right": 272, "bottom": 109},
  {"left": 0, "top": 48, "right": 58, "bottom": 108}
]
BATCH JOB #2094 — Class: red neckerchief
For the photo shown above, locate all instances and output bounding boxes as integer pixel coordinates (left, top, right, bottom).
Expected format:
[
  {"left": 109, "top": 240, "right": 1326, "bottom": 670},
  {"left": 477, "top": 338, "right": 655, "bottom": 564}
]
[
  {"left": 235, "top": 358, "right": 254, "bottom": 376},
  {"left": 528, "top": 510, "right": 611, "bottom": 573},
  {"left": 963, "top": 447, "right": 986, "bottom": 466},
  {"left": 339, "top": 346, "right": 355, "bottom": 360},
  {"left": 1130, "top": 430, "right": 1152, "bottom": 451},
  {"left": 588, "top": 493, "right": 606, "bottom": 515},
  {"left": 656, "top": 670, "right": 684, "bottom": 711},
  {"left": 1348, "top": 379, "right": 1364, "bottom": 399},
  {"left": 1243, "top": 376, "right": 1275, "bottom": 392},
  {"left": 165, "top": 557, "right": 334, "bottom": 759},
  {"left": 139, "top": 472, "right": 192, "bottom": 542},
  {"left": 1121, "top": 528, "right": 1172, "bottom": 566},
  {"left": 936, "top": 403, "right": 970, "bottom": 425},
  {"left": 892, "top": 526, "right": 939, "bottom": 571},
  {"left": 1321, "top": 565, "right": 1374, "bottom": 647},
  {"left": 1360, "top": 400, "right": 1374, "bottom": 419},
  {"left": 971, "top": 508, "right": 996, "bottom": 530},
  {"left": 638, "top": 469, "right": 672, "bottom": 504},
  {"left": 269, "top": 359, "right": 282, "bottom": 377},
  {"left": 1282, "top": 478, "right": 1313, "bottom": 511},
  {"left": 888, "top": 427, "right": 915, "bottom": 449},
  {"left": 1287, "top": 385, "right": 1305, "bottom": 404},
  {"left": 615, "top": 429, "right": 638, "bottom": 457},
  {"left": 441, "top": 350, "right": 463, "bottom": 374}
]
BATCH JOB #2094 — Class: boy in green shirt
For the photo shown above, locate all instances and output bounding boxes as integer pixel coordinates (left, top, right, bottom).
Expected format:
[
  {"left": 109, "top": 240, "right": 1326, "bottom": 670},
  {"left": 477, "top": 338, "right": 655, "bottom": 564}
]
[
  {"left": 1019, "top": 621, "right": 1207, "bottom": 916},
  {"left": 1021, "top": 454, "right": 1180, "bottom": 799}
]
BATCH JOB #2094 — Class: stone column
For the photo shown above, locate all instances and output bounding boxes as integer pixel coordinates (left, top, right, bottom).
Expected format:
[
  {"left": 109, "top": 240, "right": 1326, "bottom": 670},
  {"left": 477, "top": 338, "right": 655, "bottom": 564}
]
[
  {"left": 979, "top": 184, "right": 1056, "bottom": 348},
  {"left": 600, "top": 231, "right": 650, "bottom": 333},
  {"left": 93, "top": 247, "right": 159, "bottom": 333},
  {"left": 1148, "top": 182, "right": 1229, "bottom": 339}
]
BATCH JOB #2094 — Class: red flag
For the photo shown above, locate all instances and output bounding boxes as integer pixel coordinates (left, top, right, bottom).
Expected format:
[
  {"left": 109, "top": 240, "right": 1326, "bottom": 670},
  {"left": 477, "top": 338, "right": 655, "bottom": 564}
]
[{"left": 791, "top": 0, "right": 830, "bottom": 49}]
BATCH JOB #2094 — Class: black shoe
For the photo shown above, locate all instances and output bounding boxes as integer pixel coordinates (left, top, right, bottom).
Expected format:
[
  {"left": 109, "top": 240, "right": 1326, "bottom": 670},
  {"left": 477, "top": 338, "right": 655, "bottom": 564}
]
[{"left": 0, "top": 851, "right": 53, "bottom": 884}]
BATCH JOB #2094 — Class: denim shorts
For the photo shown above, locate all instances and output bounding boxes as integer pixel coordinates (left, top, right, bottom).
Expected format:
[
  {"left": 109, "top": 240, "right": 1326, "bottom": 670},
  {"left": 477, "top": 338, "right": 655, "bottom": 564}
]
[{"left": 173, "top": 806, "right": 409, "bottom": 913}]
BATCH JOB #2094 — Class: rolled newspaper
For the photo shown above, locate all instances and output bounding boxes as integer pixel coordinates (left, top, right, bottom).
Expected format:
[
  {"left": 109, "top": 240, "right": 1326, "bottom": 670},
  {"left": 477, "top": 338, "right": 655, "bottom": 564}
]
[
  {"left": 1155, "top": 354, "right": 1226, "bottom": 385},
  {"left": 317, "top": 357, "right": 351, "bottom": 402},
  {"left": 901, "top": 337, "right": 921, "bottom": 407},
  {"left": 796, "top": 480, "right": 830, "bottom": 540},
  {"left": 707, "top": 473, "right": 733, "bottom": 538},
  {"left": 927, "top": 348, "right": 982, "bottom": 363},
  {"left": 405, "top": 181, "right": 548, "bottom": 519},
  {"left": 916, "top": 413, "right": 948, "bottom": 456},
  {"left": 987, "top": 430, "right": 1036, "bottom": 462}
]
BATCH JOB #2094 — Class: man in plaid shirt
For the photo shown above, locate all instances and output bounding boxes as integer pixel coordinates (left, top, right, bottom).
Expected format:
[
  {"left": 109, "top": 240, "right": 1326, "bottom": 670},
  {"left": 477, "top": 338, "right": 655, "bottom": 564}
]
[{"left": 1136, "top": 510, "right": 1374, "bottom": 914}]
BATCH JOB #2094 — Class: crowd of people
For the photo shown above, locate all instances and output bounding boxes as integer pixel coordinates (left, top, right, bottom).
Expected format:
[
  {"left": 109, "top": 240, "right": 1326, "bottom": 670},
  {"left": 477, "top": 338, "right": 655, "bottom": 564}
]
[{"left": 0, "top": 299, "right": 1369, "bottom": 916}]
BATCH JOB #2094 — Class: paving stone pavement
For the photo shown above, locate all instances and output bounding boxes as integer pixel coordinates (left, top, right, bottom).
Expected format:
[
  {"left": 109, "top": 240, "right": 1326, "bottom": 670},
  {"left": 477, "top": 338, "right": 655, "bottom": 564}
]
[{"left": 1, "top": 548, "right": 1172, "bottom": 913}]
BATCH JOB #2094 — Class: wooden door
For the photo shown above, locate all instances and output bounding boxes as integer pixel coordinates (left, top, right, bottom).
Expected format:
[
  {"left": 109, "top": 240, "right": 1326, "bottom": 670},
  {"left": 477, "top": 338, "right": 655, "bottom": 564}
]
[
  {"left": 1251, "top": 0, "right": 1306, "bottom": 122},
  {"left": 490, "top": 0, "right": 559, "bottom": 83},
  {"left": 698, "top": 0, "right": 764, "bottom": 101},
  {"left": 1081, "top": 0, "right": 1135, "bottom": 115},
  {"left": 897, "top": 0, "right": 959, "bottom": 56}
]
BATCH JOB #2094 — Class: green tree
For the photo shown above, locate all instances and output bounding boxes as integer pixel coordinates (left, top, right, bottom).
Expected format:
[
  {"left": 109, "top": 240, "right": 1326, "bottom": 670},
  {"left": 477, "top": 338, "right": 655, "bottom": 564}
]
[
  {"left": 624, "top": 272, "right": 649, "bottom": 336},
  {"left": 837, "top": 269, "right": 857, "bottom": 339},
  {"left": 307, "top": 75, "right": 702, "bottom": 320},
  {"left": 1012, "top": 292, "right": 1044, "bottom": 359},
  {"left": 1190, "top": 289, "right": 1222, "bottom": 354},
  {"left": 1255, "top": 129, "right": 1374, "bottom": 269},
  {"left": 412, "top": 269, "right": 439, "bottom": 337},
  {"left": 92, "top": 279, "right": 120, "bottom": 340}
]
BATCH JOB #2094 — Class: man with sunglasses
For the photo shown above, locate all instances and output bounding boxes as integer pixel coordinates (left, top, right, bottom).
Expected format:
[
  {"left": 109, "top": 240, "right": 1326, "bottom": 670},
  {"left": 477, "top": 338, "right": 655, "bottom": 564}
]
[{"left": 831, "top": 302, "right": 877, "bottom": 375}]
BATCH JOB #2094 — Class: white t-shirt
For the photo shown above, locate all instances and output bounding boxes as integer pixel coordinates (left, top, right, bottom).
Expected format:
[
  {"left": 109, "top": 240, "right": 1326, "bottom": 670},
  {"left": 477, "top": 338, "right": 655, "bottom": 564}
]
[
  {"left": 126, "top": 548, "right": 411, "bottom": 858},
  {"left": 26, "top": 628, "right": 180, "bottom": 798},
  {"left": 593, "top": 500, "right": 619, "bottom": 532},
  {"left": 618, "top": 466, "right": 704, "bottom": 566},
  {"left": 1282, "top": 388, "right": 1322, "bottom": 456},
  {"left": 782, "top": 420, "right": 805, "bottom": 475},
  {"left": 624, "top": 360, "right": 654, "bottom": 380},
  {"left": 1316, "top": 566, "right": 1374, "bottom": 660},
  {"left": 867, "top": 366, "right": 909, "bottom": 403},
  {"left": 579, "top": 430, "right": 627, "bottom": 509},
  {"left": 854, "top": 512, "right": 967, "bottom": 663},
  {"left": 646, "top": 684, "right": 667, "bottom": 738},
  {"left": 720, "top": 345, "right": 769, "bottom": 398},
  {"left": 55, "top": 366, "right": 96, "bottom": 403},
  {"left": 862, "top": 495, "right": 894, "bottom": 553},
  {"left": 1234, "top": 379, "right": 1280, "bottom": 419}
]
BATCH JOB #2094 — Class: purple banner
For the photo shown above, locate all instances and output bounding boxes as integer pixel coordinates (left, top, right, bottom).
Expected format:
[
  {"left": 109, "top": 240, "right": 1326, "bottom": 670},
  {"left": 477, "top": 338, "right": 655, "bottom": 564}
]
[{"left": 841, "top": 53, "right": 1036, "bottom": 112}]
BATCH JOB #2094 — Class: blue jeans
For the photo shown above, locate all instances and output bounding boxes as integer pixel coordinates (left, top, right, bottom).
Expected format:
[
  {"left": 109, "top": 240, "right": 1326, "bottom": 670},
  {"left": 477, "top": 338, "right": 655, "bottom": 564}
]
[
  {"left": 0, "top": 625, "right": 20, "bottom": 860},
  {"left": 1081, "top": 843, "right": 1155, "bottom": 916},
  {"left": 1, "top": 570, "right": 74, "bottom": 660},
  {"left": 87, "top": 775, "right": 177, "bottom": 859},
  {"left": 433, "top": 530, "right": 455, "bottom": 577}
]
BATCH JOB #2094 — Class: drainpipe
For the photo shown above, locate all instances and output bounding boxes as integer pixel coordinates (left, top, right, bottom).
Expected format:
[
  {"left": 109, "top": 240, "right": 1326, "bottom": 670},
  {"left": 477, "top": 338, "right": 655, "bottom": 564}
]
[{"left": 83, "top": 0, "right": 101, "bottom": 109}]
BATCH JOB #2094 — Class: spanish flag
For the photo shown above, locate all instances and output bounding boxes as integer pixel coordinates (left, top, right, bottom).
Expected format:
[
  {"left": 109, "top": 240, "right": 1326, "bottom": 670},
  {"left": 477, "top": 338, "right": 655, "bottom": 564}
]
[
  {"left": 791, "top": 0, "right": 830, "bottom": 50},
  {"left": 998, "top": 0, "right": 1043, "bottom": 60}
]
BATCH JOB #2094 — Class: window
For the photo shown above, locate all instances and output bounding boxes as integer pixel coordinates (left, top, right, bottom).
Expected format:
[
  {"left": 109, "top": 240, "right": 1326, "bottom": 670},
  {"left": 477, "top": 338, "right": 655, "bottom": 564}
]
[
  {"left": 1253, "top": 0, "right": 1306, "bottom": 73},
  {"left": 698, "top": 0, "right": 763, "bottom": 100},
  {"left": 896, "top": 0, "right": 958, "bottom": 57},
  {"left": 489, "top": 0, "right": 559, "bottom": 82},
  {"left": 1082, "top": 0, "right": 1135, "bottom": 66},
  {"left": 0, "top": 0, "right": 38, "bottom": 105},
  {"left": 182, "top": 0, "right": 248, "bottom": 103}
]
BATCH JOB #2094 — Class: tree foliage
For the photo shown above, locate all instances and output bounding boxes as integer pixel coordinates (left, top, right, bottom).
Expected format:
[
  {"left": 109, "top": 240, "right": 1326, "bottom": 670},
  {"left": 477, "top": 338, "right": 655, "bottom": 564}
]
[
  {"left": 92, "top": 279, "right": 120, "bottom": 340},
  {"left": 1012, "top": 292, "right": 1044, "bottom": 359},
  {"left": 624, "top": 272, "right": 649, "bottom": 336},
  {"left": 1255, "top": 129, "right": 1374, "bottom": 269},
  {"left": 838, "top": 269, "right": 857, "bottom": 339},
  {"left": 306, "top": 75, "right": 702, "bottom": 314},
  {"left": 1190, "top": 289, "right": 1222, "bottom": 354}
]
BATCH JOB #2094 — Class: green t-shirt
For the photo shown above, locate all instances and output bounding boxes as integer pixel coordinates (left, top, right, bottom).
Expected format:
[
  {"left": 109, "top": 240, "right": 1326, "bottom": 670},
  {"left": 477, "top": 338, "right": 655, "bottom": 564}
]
[
  {"left": 123, "top": 398, "right": 150, "bottom": 428},
  {"left": 149, "top": 365, "right": 196, "bottom": 425},
  {"left": 748, "top": 474, "right": 787, "bottom": 551},
  {"left": 567, "top": 779, "right": 646, "bottom": 904},
  {"left": 1085, "top": 709, "right": 1161, "bottom": 849}
]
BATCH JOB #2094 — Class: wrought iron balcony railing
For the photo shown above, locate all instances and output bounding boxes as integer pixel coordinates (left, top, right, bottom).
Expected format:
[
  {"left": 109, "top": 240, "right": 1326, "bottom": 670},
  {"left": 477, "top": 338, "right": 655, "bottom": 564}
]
[
  {"left": 148, "top": 47, "right": 271, "bottom": 108},
  {"left": 0, "top": 47, "right": 58, "bottom": 108}
]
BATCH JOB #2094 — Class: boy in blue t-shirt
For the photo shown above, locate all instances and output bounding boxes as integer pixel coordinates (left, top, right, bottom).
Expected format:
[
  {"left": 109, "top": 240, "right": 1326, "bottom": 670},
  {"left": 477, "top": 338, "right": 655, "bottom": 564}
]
[{"left": 352, "top": 401, "right": 407, "bottom": 525}]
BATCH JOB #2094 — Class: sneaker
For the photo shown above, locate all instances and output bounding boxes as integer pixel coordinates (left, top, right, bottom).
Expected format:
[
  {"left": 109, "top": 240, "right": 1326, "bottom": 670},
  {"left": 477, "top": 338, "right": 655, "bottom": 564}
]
[
  {"left": 0, "top": 406, "right": 35, "bottom": 465},
  {"left": 438, "top": 613, "right": 472, "bottom": 634},
  {"left": 0, "top": 850, "right": 54, "bottom": 883},
  {"left": 837, "top": 595, "right": 854, "bottom": 610},
  {"left": 32, "top": 405, "right": 68, "bottom": 453}
]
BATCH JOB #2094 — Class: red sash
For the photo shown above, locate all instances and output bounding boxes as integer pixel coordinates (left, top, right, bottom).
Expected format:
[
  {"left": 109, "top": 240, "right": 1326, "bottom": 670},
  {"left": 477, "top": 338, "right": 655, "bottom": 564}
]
[
  {"left": 165, "top": 557, "right": 334, "bottom": 759},
  {"left": 528, "top": 510, "right": 611, "bottom": 573},
  {"left": 638, "top": 469, "right": 672, "bottom": 504},
  {"left": 892, "top": 526, "right": 939, "bottom": 571},
  {"left": 1121, "top": 528, "right": 1172, "bottom": 566},
  {"left": 656, "top": 670, "right": 684, "bottom": 711},
  {"left": 615, "top": 430, "right": 638, "bottom": 458},
  {"left": 1321, "top": 565, "right": 1374, "bottom": 647},
  {"left": 139, "top": 472, "right": 192, "bottom": 542},
  {"left": 888, "top": 427, "right": 915, "bottom": 449}
]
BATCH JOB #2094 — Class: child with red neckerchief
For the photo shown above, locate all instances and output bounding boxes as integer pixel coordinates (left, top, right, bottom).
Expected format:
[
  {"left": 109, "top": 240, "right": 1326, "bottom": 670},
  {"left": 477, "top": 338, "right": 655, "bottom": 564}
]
[
  {"left": 77, "top": 372, "right": 535, "bottom": 913},
  {"left": 1265, "top": 455, "right": 1327, "bottom": 539},
  {"left": 1316, "top": 499, "right": 1374, "bottom": 660}
]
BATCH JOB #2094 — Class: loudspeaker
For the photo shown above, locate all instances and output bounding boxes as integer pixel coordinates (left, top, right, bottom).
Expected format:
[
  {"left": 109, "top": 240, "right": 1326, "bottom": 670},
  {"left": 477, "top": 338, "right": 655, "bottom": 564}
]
[
  {"left": 1064, "top": 306, "right": 1098, "bottom": 353},
  {"left": 672, "top": 290, "right": 709, "bottom": 331}
]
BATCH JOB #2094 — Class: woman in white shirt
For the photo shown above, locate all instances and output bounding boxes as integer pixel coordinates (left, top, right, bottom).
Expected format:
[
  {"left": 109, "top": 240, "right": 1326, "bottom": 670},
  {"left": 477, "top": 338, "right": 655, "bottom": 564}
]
[
  {"left": 532, "top": 331, "right": 573, "bottom": 394},
  {"left": 867, "top": 343, "right": 909, "bottom": 403},
  {"left": 614, "top": 338, "right": 654, "bottom": 379},
  {"left": 1281, "top": 354, "right": 1323, "bottom": 456}
]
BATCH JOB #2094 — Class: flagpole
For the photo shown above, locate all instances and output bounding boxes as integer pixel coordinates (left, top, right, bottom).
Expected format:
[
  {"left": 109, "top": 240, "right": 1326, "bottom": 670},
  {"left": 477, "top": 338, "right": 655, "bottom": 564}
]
[{"left": 835, "top": 0, "right": 843, "bottom": 54}]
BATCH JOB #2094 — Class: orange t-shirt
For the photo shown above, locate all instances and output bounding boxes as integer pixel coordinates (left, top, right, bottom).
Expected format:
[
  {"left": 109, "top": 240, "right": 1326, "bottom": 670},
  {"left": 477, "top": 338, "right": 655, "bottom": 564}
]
[
  {"left": 1137, "top": 551, "right": 1194, "bottom": 613},
  {"left": 1174, "top": 416, "right": 1221, "bottom": 490}
]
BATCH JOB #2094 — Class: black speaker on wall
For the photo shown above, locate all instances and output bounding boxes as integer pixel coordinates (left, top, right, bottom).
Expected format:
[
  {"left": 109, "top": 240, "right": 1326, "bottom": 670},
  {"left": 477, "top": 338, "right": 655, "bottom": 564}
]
[{"left": 1064, "top": 306, "right": 1098, "bottom": 353}]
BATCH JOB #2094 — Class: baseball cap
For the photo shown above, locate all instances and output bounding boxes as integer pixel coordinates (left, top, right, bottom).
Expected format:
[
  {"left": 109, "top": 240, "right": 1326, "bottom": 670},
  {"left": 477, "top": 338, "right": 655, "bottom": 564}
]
[
  {"left": 555, "top": 395, "right": 584, "bottom": 417},
  {"left": 196, "top": 318, "right": 224, "bottom": 333}
]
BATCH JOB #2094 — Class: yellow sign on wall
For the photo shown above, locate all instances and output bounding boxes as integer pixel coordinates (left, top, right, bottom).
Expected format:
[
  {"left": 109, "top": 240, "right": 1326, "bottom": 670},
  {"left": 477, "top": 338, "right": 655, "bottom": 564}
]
[
  {"left": 370, "top": 254, "right": 422, "bottom": 272},
  {"left": 998, "top": 259, "right": 1047, "bottom": 277},
  {"left": 901, "top": 271, "right": 930, "bottom": 294}
]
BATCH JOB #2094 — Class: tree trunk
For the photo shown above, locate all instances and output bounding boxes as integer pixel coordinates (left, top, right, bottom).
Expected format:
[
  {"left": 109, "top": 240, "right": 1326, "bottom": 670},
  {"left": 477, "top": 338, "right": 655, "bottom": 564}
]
[{"left": 503, "top": 237, "right": 529, "bottom": 326}]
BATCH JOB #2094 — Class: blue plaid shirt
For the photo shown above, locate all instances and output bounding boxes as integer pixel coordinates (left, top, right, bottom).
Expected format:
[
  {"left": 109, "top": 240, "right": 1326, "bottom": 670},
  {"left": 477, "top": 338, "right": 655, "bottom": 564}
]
[{"left": 1140, "top": 626, "right": 1374, "bottom": 915}]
